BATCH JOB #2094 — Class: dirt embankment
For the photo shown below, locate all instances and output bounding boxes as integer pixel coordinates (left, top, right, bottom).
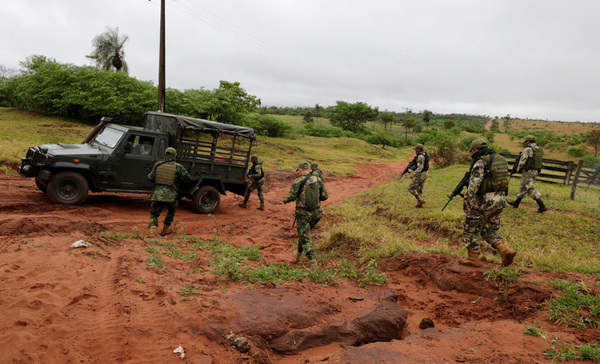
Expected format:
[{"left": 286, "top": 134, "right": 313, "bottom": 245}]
[{"left": 1, "top": 161, "right": 598, "bottom": 363}]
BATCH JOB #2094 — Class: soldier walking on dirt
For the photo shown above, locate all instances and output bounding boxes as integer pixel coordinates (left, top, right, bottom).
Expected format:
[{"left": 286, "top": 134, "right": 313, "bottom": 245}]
[
  {"left": 402, "top": 144, "right": 429, "bottom": 208},
  {"left": 460, "top": 139, "right": 517, "bottom": 268},
  {"left": 310, "top": 161, "right": 324, "bottom": 180},
  {"left": 507, "top": 135, "right": 547, "bottom": 213},
  {"left": 238, "top": 155, "right": 266, "bottom": 210},
  {"left": 282, "top": 161, "right": 328, "bottom": 269},
  {"left": 147, "top": 147, "right": 192, "bottom": 236}
]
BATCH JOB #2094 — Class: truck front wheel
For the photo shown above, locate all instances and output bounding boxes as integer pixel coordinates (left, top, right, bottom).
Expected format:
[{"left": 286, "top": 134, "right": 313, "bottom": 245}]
[
  {"left": 192, "top": 186, "right": 220, "bottom": 214},
  {"left": 47, "top": 172, "right": 89, "bottom": 205}
]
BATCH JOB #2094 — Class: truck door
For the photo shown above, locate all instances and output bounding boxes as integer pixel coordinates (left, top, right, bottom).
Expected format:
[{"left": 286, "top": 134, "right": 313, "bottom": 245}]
[{"left": 109, "top": 133, "right": 159, "bottom": 191}]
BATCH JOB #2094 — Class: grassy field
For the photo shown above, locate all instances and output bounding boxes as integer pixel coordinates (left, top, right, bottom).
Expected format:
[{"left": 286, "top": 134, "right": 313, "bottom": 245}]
[{"left": 317, "top": 164, "right": 600, "bottom": 274}]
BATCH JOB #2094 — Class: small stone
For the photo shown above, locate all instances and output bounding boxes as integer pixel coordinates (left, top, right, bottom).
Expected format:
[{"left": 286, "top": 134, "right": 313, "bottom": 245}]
[{"left": 419, "top": 318, "right": 435, "bottom": 329}]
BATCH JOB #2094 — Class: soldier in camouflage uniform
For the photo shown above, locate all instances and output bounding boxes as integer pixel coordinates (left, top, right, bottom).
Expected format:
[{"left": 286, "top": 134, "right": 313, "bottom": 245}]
[
  {"left": 459, "top": 139, "right": 517, "bottom": 268},
  {"left": 507, "top": 135, "right": 547, "bottom": 213},
  {"left": 310, "top": 161, "right": 324, "bottom": 180},
  {"left": 282, "top": 160, "right": 328, "bottom": 269},
  {"left": 147, "top": 147, "right": 192, "bottom": 236},
  {"left": 238, "top": 155, "right": 265, "bottom": 210},
  {"left": 403, "top": 144, "right": 429, "bottom": 208}
]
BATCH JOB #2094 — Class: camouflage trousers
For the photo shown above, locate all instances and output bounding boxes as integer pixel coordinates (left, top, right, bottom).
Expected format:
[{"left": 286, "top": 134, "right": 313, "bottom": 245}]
[
  {"left": 149, "top": 200, "right": 178, "bottom": 227},
  {"left": 463, "top": 208, "right": 504, "bottom": 251},
  {"left": 516, "top": 170, "right": 542, "bottom": 200},
  {"left": 408, "top": 172, "right": 428, "bottom": 198},
  {"left": 244, "top": 179, "right": 264, "bottom": 204},
  {"left": 295, "top": 209, "right": 320, "bottom": 261}
]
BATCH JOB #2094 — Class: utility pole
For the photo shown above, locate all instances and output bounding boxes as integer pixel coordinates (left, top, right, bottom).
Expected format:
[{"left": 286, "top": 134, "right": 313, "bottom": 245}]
[
  {"left": 402, "top": 107, "right": 411, "bottom": 146},
  {"left": 157, "top": 0, "right": 166, "bottom": 112}
]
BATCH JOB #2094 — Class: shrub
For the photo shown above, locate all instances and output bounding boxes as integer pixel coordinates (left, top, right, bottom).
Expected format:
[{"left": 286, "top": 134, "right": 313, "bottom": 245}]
[
  {"left": 302, "top": 123, "right": 344, "bottom": 138},
  {"left": 243, "top": 114, "right": 291, "bottom": 137},
  {"left": 364, "top": 130, "right": 400, "bottom": 149},
  {"left": 567, "top": 147, "right": 587, "bottom": 158}
]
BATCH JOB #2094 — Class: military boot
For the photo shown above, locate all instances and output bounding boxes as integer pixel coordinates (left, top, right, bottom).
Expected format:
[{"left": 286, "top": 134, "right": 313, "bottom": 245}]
[
  {"left": 415, "top": 196, "right": 426, "bottom": 208},
  {"left": 310, "top": 259, "right": 319, "bottom": 270},
  {"left": 535, "top": 199, "right": 547, "bottom": 213},
  {"left": 458, "top": 249, "right": 482, "bottom": 268},
  {"left": 160, "top": 225, "right": 173, "bottom": 236},
  {"left": 238, "top": 200, "right": 248, "bottom": 208},
  {"left": 257, "top": 203, "right": 265, "bottom": 211},
  {"left": 493, "top": 241, "right": 516, "bottom": 267},
  {"left": 507, "top": 197, "right": 522, "bottom": 208},
  {"left": 149, "top": 226, "right": 157, "bottom": 237},
  {"left": 292, "top": 249, "right": 300, "bottom": 263}
]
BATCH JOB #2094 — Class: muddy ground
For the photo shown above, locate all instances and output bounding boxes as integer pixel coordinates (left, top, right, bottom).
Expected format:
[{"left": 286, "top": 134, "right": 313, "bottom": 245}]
[{"left": 1, "top": 161, "right": 598, "bottom": 363}]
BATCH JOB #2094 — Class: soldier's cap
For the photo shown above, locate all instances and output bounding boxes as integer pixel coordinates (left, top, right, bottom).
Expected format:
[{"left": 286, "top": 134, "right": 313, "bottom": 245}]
[
  {"left": 470, "top": 139, "right": 487, "bottom": 150},
  {"left": 522, "top": 135, "right": 535, "bottom": 143},
  {"left": 310, "top": 161, "right": 319, "bottom": 168},
  {"left": 165, "top": 147, "right": 177, "bottom": 156},
  {"left": 297, "top": 160, "right": 309, "bottom": 170},
  {"left": 251, "top": 154, "right": 258, "bottom": 160},
  {"left": 414, "top": 143, "right": 424, "bottom": 150}
]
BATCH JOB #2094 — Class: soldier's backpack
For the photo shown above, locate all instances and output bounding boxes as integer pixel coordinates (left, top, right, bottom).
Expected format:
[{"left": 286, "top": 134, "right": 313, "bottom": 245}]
[{"left": 299, "top": 175, "right": 320, "bottom": 211}]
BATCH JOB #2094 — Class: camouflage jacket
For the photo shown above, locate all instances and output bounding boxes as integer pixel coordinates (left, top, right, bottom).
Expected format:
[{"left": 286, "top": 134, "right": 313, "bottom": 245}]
[
  {"left": 247, "top": 161, "right": 265, "bottom": 182},
  {"left": 148, "top": 157, "right": 192, "bottom": 203},
  {"left": 311, "top": 167, "right": 324, "bottom": 180},
  {"left": 413, "top": 153, "right": 428, "bottom": 175},
  {"left": 282, "top": 172, "right": 328, "bottom": 209},
  {"left": 464, "top": 158, "right": 506, "bottom": 211}
]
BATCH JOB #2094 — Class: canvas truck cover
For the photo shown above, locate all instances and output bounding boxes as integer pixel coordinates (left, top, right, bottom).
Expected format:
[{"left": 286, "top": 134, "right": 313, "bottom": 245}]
[{"left": 144, "top": 111, "right": 256, "bottom": 141}]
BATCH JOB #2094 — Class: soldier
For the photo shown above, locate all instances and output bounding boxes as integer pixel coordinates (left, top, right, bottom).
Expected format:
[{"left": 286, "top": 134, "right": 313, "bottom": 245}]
[
  {"left": 282, "top": 160, "right": 328, "bottom": 269},
  {"left": 310, "top": 161, "right": 324, "bottom": 180},
  {"left": 238, "top": 155, "right": 265, "bottom": 210},
  {"left": 147, "top": 147, "right": 192, "bottom": 236},
  {"left": 402, "top": 143, "right": 429, "bottom": 208},
  {"left": 507, "top": 135, "right": 547, "bottom": 213},
  {"left": 460, "top": 139, "right": 516, "bottom": 268}
]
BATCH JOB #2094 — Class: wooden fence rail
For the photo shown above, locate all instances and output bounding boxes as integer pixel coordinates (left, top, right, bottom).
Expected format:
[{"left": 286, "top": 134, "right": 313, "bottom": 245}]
[
  {"left": 500, "top": 154, "right": 575, "bottom": 185},
  {"left": 570, "top": 162, "right": 600, "bottom": 199}
]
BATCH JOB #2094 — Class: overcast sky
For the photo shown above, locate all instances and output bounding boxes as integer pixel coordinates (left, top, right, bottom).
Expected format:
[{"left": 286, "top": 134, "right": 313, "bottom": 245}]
[{"left": 2, "top": 0, "right": 599, "bottom": 122}]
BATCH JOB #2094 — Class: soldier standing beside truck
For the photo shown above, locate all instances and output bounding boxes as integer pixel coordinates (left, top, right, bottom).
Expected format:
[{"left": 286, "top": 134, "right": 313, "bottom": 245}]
[
  {"left": 238, "top": 155, "right": 265, "bottom": 210},
  {"left": 507, "top": 135, "right": 548, "bottom": 213},
  {"left": 148, "top": 147, "right": 192, "bottom": 236}
]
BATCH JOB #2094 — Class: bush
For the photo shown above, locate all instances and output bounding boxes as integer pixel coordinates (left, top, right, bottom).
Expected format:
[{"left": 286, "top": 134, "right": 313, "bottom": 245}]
[
  {"left": 567, "top": 147, "right": 588, "bottom": 158},
  {"left": 418, "top": 129, "right": 468, "bottom": 167},
  {"left": 302, "top": 123, "right": 344, "bottom": 138},
  {"left": 243, "top": 114, "right": 291, "bottom": 137},
  {"left": 364, "top": 130, "right": 400, "bottom": 148}
]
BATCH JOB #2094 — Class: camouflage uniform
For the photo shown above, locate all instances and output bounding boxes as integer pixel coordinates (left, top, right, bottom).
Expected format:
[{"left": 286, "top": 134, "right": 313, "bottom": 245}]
[
  {"left": 516, "top": 147, "right": 542, "bottom": 200},
  {"left": 242, "top": 159, "right": 265, "bottom": 205},
  {"left": 463, "top": 158, "right": 507, "bottom": 251},
  {"left": 311, "top": 161, "right": 324, "bottom": 180},
  {"left": 282, "top": 171, "right": 328, "bottom": 261},
  {"left": 407, "top": 152, "right": 429, "bottom": 198},
  {"left": 148, "top": 153, "right": 192, "bottom": 227}
]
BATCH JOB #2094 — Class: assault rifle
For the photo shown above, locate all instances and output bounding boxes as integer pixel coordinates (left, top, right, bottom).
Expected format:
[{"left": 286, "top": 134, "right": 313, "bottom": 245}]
[
  {"left": 508, "top": 152, "right": 521, "bottom": 184},
  {"left": 398, "top": 160, "right": 417, "bottom": 180},
  {"left": 441, "top": 171, "right": 470, "bottom": 211}
]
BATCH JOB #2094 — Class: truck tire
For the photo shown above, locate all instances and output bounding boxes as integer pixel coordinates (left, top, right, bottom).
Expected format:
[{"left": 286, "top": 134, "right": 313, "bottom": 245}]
[
  {"left": 47, "top": 172, "right": 89, "bottom": 205},
  {"left": 35, "top": 178, "right": 47, "bottom": 193},
  {"left": 192, "top": 186, "right": 220, "bottom": 214}
]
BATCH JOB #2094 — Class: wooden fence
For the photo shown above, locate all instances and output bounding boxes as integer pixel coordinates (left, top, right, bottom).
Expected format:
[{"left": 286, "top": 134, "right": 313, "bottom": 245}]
[{"left": 500, "top": 154, "right": 600, "bottom": 199}]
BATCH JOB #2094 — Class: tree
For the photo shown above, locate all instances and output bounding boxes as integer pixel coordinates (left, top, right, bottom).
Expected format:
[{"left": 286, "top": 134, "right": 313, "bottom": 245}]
[
  {"left": 402, "top": 117, "right": 415, "bottom": 145},
  {"left": 586, "top": 130, "right": 600, "bottom": 158},
  {"left": 379, "top": 111, "right": 394, "bottom": 131},
  {"left": 422, "top": 110, "right": 432, "bottom": 130},
  {"left": 443, "top": 120, "right": 455, "bottom": 130},
  {"left": 314, "top": 104, "right": 324, "bottom": 122},
  {"left": 87, "top": 27, "right": 129, "bottom": 72},
  {"left": 328, "top": 101, "right": 378, "bottom": 132}
]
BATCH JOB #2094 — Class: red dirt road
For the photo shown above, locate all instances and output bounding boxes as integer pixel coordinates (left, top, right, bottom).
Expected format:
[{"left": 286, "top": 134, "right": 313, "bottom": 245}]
[{"left": 1, "top": 161, "right": 598, "bottom": 363}]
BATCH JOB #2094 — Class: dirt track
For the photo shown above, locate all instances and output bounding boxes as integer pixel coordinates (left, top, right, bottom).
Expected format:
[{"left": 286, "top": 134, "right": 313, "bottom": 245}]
[{"left": 1, "top": 161, "right": 598, "bottom": 363}]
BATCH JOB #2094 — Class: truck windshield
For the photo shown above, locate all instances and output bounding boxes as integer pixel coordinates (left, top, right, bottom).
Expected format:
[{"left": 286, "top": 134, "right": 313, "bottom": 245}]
[{"left": 93, "top": 127, "right": 125, "bottom": 148}]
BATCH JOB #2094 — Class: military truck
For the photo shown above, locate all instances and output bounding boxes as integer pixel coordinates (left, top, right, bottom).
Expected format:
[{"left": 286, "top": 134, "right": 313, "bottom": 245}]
[{"left": 18, "top": 111, "right": 256, "bottom": 214}]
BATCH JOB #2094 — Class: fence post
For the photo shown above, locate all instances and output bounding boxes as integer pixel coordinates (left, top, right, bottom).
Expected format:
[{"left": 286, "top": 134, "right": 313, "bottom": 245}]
[
  {"left": 570, "top": 160, "right": 584, "bottom": 200},
  {"left": 564, "top": 161, "right": 574, "bottom": 185}
]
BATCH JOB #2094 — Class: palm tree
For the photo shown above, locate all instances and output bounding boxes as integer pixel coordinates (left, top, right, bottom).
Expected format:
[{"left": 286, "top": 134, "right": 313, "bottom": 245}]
[{"left": 87, "top": 27, "right": 129, "bottom": 72}]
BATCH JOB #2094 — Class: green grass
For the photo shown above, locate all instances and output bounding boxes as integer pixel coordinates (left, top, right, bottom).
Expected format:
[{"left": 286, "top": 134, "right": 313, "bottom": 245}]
[
  {"left": 547, "top": 280, "right": 600, "bottom": 329},
  {"left": 544, "top": 340, "right": 600, "bottom": 363},
  {"left": 483, "top": 266, "right": 525, "bottom": 297},
  {"left": 317, "top": 164, "right": 600, "bottom": 273}
]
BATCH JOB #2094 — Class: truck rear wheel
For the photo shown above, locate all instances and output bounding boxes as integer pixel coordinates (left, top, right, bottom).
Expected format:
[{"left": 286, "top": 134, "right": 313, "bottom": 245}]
[
  {"left": 47, "top": 172, "right": 89, "bottom": 205},
  {"left": 192, "top": 186, "right": 220, "bottom": 214}
]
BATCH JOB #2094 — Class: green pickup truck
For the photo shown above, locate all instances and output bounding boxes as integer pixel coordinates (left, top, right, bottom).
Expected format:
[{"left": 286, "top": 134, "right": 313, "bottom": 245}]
[{"left": 18, "top": 111, "right": 256, "bottom": 214}]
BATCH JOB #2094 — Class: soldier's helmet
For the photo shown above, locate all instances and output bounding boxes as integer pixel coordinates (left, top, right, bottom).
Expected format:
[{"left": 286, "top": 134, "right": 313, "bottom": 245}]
[
  {"left": 310, "top": 161, "right": 319, "bottom": 168},
  {"left": 470, "top": 139, "right": 487, "bottom": 150},
  {"left": 522, "top": 135, "right": 536, "bottom": 144},
  {"left": 165, "top": 147, "right": 177, "bottom": 156},
  {"left": 297, "top": 160, "right": 309, "bottom": 170},
  {"left": 414, "top": 143, "right": 424, "bottom": 150}
]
